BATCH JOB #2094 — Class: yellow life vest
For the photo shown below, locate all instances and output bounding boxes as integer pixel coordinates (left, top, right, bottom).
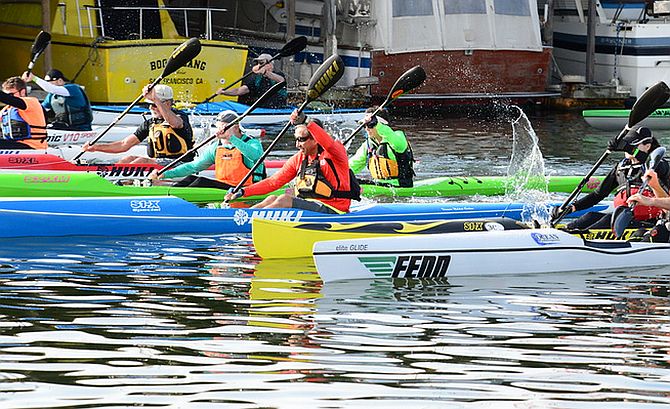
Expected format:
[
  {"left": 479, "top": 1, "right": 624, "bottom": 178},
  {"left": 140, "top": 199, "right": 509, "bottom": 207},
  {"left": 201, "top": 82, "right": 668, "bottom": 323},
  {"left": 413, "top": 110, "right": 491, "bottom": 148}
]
[{"left": 147, "top": 122, "right": 191, "bottom": 158}]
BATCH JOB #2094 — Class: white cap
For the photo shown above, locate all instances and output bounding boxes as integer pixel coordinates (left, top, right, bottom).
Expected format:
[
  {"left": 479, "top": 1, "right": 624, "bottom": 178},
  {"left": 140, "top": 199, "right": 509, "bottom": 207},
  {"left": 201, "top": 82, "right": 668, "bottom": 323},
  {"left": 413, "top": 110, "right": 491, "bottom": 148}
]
[
  {"left": 253, "top": 53, "right": 273, "bottom": 64},
  {"left": 216, "top": 109, "right": 239, "bottom": 123},
  {"left": 145, "top": 84, "right": 174, "bottom": 103}
]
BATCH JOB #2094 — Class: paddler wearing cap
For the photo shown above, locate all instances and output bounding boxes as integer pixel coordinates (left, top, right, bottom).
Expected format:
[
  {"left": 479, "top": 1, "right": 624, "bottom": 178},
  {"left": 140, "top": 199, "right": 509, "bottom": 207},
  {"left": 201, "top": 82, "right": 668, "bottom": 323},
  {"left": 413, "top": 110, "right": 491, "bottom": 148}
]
[
  {"left": 149, "top": 110, "right": 266, "bottom": 188},
  {"left": 555, "top": 126, "right": 670, "bottom": 231},
  {"left": 82, "top": 84, "right": 195, "bottom": 164},
  {"left": 225, "top": 110, "right": 361, "bottom": 214},
  {"left": 22, "top": 68, "right": 93, "bottom": 131},
  {"left": 349, "top": 106, "right": 415, "bottom": 187},
  {"left": 215, "top": 53, "right": 287, "bottom": 109}
]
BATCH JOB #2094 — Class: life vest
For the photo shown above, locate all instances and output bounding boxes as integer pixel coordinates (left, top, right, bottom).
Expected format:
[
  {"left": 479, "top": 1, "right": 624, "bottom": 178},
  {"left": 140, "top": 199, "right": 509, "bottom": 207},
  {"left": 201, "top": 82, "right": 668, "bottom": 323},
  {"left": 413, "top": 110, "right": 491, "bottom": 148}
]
[
  {"left": 295, "top": 147, "right": 361, "bottom": 200},
  {"left": 214, "top": 138, "right": 266, "bottom": 187},
  {"left": 49, "top": 83, "right": 93, "bottom": 129},
  {"left": 613, "top": 186, "right": 665, "bottom": 221},
  {"left": 366, "top": 140, "right": 415, "bottom": 187},
  {"left": 0, "top": 97, "right": 47, "bottom": 149},
  {"left": 146, "top": 122, "right": 192, "bottom": 158}
]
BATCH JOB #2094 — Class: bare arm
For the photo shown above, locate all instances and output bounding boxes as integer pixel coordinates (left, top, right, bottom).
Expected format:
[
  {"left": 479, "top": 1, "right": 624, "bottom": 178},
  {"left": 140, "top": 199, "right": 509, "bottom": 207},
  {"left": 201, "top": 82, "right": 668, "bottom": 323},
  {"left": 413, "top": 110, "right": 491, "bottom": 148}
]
[{"left": 82, "top": 134, "right": 141, "bottom": 153}]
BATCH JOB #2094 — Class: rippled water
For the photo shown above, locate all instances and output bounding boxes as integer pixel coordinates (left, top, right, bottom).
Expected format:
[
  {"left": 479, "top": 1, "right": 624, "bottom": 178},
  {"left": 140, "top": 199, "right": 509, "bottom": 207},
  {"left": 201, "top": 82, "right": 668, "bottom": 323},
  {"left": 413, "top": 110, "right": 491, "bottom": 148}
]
[{"left": 2, "top": 112, "right": 670, "bottom": 407}]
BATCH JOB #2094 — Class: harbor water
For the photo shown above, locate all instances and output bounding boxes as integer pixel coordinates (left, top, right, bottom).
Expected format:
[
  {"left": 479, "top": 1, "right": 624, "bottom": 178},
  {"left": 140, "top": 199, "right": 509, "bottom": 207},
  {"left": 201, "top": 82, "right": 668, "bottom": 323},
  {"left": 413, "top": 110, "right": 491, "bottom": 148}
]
[{"left": 1, "top": 111, "right": 670, "bottom": 408}]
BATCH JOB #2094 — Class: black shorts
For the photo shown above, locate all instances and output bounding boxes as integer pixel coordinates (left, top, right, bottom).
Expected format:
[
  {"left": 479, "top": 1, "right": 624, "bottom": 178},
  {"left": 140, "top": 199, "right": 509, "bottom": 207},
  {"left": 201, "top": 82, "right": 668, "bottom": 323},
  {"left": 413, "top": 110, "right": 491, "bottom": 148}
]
[{"left": 290, "top": 197, "right": 340, "bottom": 214}]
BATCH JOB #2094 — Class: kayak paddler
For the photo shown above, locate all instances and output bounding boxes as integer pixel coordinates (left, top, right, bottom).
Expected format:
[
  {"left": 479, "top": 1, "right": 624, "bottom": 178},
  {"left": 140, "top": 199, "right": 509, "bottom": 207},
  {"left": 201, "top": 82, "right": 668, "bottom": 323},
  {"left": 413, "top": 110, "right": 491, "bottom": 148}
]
[
  {"left": 82, "top": 84, "right": 195, "bottom": 165},
  {"left": 0, "top": 76, "right": 48, "bottom": 150},
  {"left": 224, "top": 110, "right": 361, "bottom": 214},
  {"left": 349, "top": 106, "right": 415, "bottom": 187},
  {"left": 555, "top": 126, "right": 670, "bottom": 230},
  {"left": 148, "top": 110, "right": 266, "bottom": 189}
]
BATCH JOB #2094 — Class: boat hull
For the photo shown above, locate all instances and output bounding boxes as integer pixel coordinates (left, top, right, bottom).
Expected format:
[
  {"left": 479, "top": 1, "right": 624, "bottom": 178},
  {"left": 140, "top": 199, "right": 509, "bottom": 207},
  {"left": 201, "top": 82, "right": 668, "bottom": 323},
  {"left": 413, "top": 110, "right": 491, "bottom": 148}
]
[
  {"left": 0, "top": 172, "right": 603, "bottom": 201},
  {"left": 253, "top": 215, "right": 627, "bottom": 259},
  {"left": 583, "top": 109, "right": 670, "bottom": 131},
  {"left": 0, "top": 197, "right": 605, "bottom": 238},
  {"left": 313, "top": 228, "right": 670, "bottom": 282},
  {"left": 93, "top": 102, "right": 365, "bottom": 127}
]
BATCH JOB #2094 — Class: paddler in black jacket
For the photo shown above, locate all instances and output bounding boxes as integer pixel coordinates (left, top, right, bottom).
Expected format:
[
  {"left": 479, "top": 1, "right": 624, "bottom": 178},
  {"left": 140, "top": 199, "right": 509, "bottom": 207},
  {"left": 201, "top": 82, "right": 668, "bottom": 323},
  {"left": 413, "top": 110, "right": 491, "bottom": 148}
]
[{"left": 556, "top": 126, "right": 670, "bottom": 230}]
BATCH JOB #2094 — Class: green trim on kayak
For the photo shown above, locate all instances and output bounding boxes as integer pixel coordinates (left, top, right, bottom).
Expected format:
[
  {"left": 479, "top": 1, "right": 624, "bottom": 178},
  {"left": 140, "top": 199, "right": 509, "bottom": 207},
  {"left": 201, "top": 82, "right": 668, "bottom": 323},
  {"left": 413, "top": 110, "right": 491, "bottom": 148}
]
[
  {"left": 0, "top": 173, "right": 603, "bottom": 202},
  {"left": 583, "top": 108, "right": 670, "bottom": 118},
  {"left": 360, "top": 175, "right": 603, "bottom": 197}
]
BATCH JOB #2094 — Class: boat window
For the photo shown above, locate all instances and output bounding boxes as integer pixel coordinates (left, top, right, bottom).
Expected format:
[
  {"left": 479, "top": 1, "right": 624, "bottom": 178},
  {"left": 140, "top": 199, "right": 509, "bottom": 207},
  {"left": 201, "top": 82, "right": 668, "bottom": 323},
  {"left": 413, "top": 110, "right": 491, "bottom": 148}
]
[
  {"left": 493, "top": 0, "right": 531, "bottom": 16},
  {"left": 392, "top": 0, "right": 433, "bottom": 17},
  {"left": 443, "top": 0, "right": 487, "bottom": 14}
]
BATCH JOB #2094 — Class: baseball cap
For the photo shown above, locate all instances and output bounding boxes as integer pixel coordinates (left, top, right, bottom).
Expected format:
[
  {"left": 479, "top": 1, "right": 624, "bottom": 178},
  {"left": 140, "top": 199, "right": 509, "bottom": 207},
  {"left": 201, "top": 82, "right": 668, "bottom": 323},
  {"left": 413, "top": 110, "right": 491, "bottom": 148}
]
[
  {"left": 624, "top": 126, "right": 654, "bottom": 145},
  {"left": 45, "top": 69, "right": 67, "bottom": 82},
  {"left": 216, "top": 110, "right": 239, "bottom": 123},
  {"left": 358, "top": 106, "right": 389, "bottom": 125},
  {"left": 253, "top": 53, "right": 273, "bottom": 64},
  {"left": 144, "top": 84, "right": 174, "bottom": 103}
]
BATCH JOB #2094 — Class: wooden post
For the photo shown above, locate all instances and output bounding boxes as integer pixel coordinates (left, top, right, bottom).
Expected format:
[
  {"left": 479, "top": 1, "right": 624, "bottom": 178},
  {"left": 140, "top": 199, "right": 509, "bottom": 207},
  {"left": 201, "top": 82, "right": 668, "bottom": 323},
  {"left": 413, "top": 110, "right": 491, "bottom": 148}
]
[
  {"left": 323, "top": 0, "right": 337, "bottom": 58},
  {"left": 585, "top": 0, "right": 596, "bottom": 84},
  {"left": 42, "top": 0, "right": 52, "bottom": 73}
]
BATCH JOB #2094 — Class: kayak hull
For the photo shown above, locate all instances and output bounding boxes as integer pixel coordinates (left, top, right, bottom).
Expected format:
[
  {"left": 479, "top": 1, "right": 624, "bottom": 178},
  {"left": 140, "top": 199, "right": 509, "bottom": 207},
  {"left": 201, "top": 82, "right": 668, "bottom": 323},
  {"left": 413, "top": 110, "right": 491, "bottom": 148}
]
[
  {"left": 252, "top": 216, "right": 628, "bottom": 259},
  {"left": 312, "top": 228, "right": 670, "bottom": 282},
  {"left": 0, "top": 197, "right": 605, "bottom": 238},
  {"left": 582, "top": 108, "right": 670, "bottom": 130},
  {"left": 0, "top": 171, "right": 603, "bottom": 201}
]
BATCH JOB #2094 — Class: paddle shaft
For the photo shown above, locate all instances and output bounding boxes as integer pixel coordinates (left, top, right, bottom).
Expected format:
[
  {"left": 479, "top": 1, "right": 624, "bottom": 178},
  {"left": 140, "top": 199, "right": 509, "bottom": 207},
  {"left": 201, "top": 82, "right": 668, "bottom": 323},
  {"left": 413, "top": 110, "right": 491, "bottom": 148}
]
[
  {"left": 71, "top": 79, "right": 162, "bottom": 162},
  {"left": 200, "top": 70, "right": 255, "bottom": 104},
  {"left": 551, "top": 147, "right": 615, "bottom": 225}
]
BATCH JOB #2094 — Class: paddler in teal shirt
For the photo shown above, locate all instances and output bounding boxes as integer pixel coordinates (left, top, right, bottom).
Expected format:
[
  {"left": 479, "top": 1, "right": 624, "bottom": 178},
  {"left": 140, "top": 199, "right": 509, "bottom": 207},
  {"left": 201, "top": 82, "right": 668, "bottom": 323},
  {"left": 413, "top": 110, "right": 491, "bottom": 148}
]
[
  {"left": 349, "top": 106, "right": 415, "bottom": 187},
  {"left": 149, "top": 110, "right": 266, "bottom": 189}
]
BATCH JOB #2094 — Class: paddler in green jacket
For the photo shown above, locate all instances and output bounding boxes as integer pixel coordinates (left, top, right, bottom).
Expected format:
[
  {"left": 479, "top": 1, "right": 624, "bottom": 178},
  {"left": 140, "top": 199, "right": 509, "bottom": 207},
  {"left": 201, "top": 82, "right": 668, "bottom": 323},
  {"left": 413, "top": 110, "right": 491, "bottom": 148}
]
[{"left": 349, "top": 106, "right": 415, "bottom": 187}]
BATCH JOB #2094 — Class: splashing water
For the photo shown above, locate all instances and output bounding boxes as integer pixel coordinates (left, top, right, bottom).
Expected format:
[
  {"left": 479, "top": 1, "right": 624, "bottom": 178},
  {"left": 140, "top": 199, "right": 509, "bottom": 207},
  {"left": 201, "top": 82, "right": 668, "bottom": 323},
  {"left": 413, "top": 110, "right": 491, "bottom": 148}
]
[{"left": 506, "top": 106, "right": 552, "bottom": 223}]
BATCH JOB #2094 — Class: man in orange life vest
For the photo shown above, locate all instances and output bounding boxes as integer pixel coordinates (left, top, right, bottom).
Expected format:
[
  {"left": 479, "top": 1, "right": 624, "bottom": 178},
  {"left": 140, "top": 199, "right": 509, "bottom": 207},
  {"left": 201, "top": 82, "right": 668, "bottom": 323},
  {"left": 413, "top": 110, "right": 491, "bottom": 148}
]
[
  {"left": 224, "top": 110, "right": 360, "bottom": 214},
  {"left": 82, "top": 84, "right": 194, "bottom": 164},
  {"left": 0, "top": 76, "right": 47, "bottom": 149},
  {"left": 558, "top": 126, "right": 669, "bottom": 230},
  {"left": 149, "top": 110, "right": 266, "bottom": 188}
]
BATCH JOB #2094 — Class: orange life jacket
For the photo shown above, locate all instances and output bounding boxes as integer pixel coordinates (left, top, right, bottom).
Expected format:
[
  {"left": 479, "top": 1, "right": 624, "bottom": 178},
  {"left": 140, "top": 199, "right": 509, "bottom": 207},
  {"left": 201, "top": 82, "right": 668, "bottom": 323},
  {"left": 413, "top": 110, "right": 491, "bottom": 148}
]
[
  {"left": 215, "top": 145, "right": 253, "bottom": 187},
  {"left": 0, "top": 97, "right": 47, "bottom": 149},
  {"left": 613, "top": 186, "right": 665, "bottom": 221}
]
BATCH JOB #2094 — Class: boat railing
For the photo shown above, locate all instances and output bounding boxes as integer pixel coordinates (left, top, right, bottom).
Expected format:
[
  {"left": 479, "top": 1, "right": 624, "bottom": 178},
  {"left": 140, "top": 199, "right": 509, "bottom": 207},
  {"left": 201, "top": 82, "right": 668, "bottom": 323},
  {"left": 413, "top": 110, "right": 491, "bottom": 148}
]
[{"left": 71, "top": 4, "right": 228, "bottom": 40}]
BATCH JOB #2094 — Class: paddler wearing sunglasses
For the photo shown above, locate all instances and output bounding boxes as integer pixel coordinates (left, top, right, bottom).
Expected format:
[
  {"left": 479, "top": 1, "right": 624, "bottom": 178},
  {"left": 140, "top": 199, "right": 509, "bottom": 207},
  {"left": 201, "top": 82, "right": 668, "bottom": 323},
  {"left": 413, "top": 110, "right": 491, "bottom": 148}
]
[{"left": 225, "top": 110, "right": 361, "bottom": 214}]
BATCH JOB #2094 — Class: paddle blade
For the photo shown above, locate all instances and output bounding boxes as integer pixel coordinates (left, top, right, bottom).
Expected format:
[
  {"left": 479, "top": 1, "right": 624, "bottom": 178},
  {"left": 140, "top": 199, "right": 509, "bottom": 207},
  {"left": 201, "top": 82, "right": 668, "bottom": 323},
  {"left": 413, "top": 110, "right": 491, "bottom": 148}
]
[
  {"left": 160, "top": 38, "right": 202, "bottom": 78},
  {"left": 28, "top": 31, "right": 51, "bottom": 70},
  {"left": 628, "top": 81, "right": 670, "bottom": 127},
  {"left": 388, "top": 65, "right": 426, "bottom": 101},
  {"left": 278, "top": 36, "right": 307, "bottom": 58},
  {"left": 612, "top": 205, "right": 634, "bottom": 239},
  {"left": 305, "top": 54, "right": 345, "bottom": 103}
]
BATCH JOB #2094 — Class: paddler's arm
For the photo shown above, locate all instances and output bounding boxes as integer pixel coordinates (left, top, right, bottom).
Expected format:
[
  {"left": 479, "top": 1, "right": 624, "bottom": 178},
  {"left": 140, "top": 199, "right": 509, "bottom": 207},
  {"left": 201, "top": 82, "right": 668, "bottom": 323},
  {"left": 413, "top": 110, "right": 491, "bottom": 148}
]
[
  {"left": 30, "top": 75, "right": 71, "bottom": 97},
  {"left": 0, "top": 91, "right": 27, "bottom": 110},
  {"left": 82, "top": 134, "right": 140, "bottom": 153},
  {"left": 241, "top": 154, "right": 300, "bottom": 197},
  {"left": 230, "top": 134, "right": 264, "bottom": 163},
  {"left": 160, "top": 143, "right": 216, "bottom": 179},
  {"left": 348, "top": 141, "right": 367, "bottom": 174},
  {"left": 375, "top": 122, "right": 408, "bottom": 153},
  {"left": 571, "top": 167, "right": 618, "bottom": 212},
  {"left": 307, "top": 121, "right": 348, "bottom": 164},
  {"left": 143, "top": 85, "right": 183, "bottom": 129}
]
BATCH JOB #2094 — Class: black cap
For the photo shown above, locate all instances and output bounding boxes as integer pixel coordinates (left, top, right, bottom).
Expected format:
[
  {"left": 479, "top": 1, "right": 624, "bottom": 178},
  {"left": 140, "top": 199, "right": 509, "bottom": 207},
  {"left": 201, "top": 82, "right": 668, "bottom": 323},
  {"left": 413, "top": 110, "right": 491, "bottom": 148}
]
[
  {"left": 624, "top": 126, "right": 653, "bottom": 145},
  {"left": 44, "top": 69, "right": 67, "bottom": 82}
]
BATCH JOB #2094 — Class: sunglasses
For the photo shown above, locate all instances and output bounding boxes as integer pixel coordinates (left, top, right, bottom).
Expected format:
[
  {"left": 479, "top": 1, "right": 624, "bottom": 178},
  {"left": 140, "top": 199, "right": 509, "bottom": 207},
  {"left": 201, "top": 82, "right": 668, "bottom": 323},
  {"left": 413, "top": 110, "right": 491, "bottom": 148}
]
[{"left": 295, "top": 136, "right": 311, "bottom": 143}]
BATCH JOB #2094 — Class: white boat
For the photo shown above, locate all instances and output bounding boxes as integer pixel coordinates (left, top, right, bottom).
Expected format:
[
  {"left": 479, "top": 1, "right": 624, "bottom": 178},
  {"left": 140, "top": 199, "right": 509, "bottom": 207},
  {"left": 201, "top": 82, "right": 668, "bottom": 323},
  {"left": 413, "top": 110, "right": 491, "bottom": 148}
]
[
  {"left": 92, "top": 101, "right": 365, "bottom": 127},
  {"left": 45, "top": 125, "right": 136, "bottom": 146},
  {"left": 312, "top": 228, "right": 670, "bottom": 282},
  {"left": 550, "top": 0, "right": 670, "bottom": 98}
]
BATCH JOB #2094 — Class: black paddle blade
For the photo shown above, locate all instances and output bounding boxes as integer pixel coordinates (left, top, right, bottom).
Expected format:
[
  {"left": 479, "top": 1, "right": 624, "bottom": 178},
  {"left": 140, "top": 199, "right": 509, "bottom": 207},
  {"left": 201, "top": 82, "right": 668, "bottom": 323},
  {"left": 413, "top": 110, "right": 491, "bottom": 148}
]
[
  {"left": 161, "top": 38, "right": 202, "bottom": 78},
  {"left": 629, "top": 81, "right": 670, "bottom": 127},
  {"left": 306, "top": 54, "right": 345, "bottom": 103},
  {"left": 612, "top": 205, "right": 634, "bottom": 239},
  {"left": 28, "top": 31, "right": 51, "bottom": 70},
  {"left": 278, "top": 36, "right": 307, "bottom": 58},
  {"left": 388, "top": 65, "right": 426, "bottom": 101}
]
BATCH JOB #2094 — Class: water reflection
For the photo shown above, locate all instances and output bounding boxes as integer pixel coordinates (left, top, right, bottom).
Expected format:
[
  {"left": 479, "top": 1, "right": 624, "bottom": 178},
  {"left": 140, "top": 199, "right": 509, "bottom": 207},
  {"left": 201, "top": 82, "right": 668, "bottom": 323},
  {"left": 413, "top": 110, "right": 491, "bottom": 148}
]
[{"left": 0, "top": 233, "right": 669, "bottom": 407}]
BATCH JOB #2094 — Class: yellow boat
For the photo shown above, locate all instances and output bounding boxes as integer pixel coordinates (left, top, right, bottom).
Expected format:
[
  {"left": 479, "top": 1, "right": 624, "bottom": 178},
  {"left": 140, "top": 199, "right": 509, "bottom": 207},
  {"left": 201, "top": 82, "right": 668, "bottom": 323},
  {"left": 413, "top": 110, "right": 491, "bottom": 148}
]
[
  {"left": 252, "top": 218, "right": 643, "bottom": 259},
  {"left": 0, "top": 1, "right": 246, "bottom": 104}
]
